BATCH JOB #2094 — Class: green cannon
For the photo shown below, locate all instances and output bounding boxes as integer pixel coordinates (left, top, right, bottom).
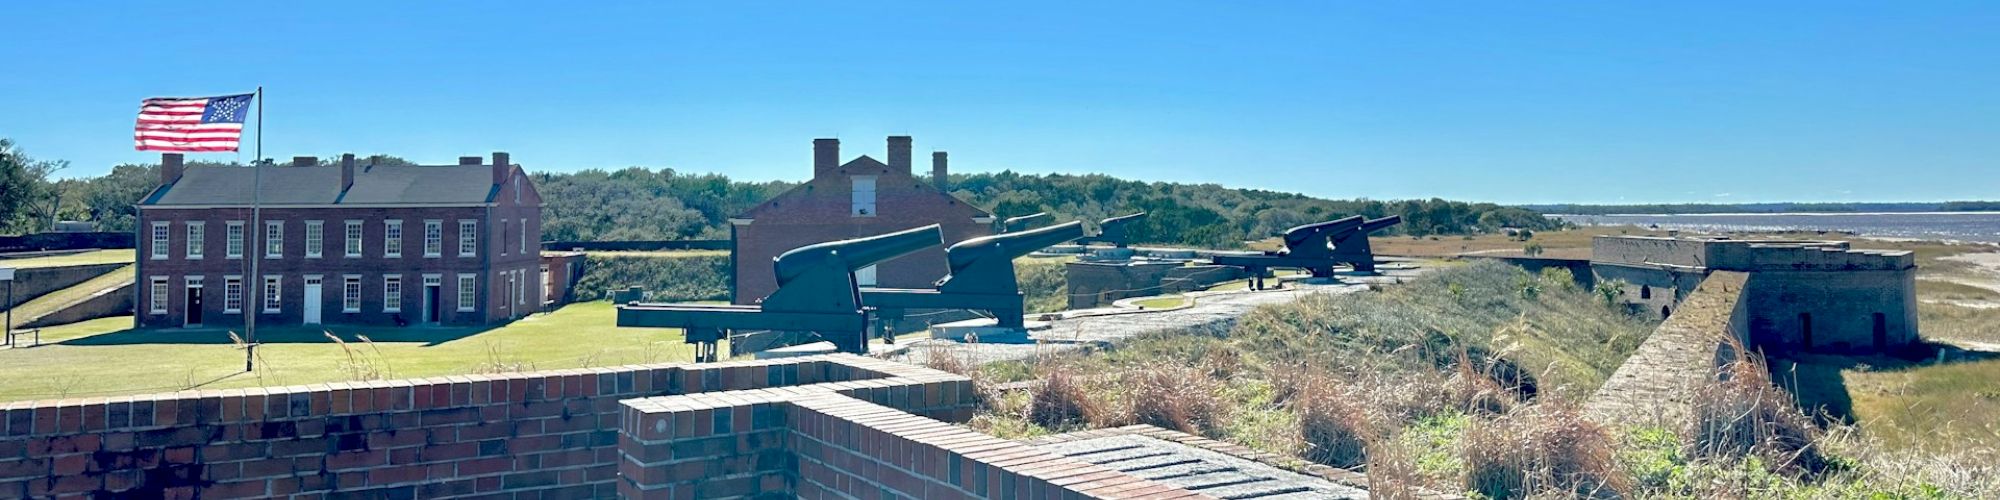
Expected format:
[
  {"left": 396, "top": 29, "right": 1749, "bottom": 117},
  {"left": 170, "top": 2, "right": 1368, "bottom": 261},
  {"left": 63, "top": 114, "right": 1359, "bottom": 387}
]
[
  {"left": 1328, "top": 216, "right": 1402, "bottom": 273},
  {"left": 1073, "top": 212, "right": 1147, "bottom": 248},
  {"left": 1211, "top": 216, "right": 1366, "bottom": 290},
  {"left": 1002, "top": 212, "right": 1053, "bottom": 233},
  {"left": 862, "top": 221, "right": 1087, "bottom": 336},
  {"left": 616, "top": 224, "right": 943, "bottom": 361}
]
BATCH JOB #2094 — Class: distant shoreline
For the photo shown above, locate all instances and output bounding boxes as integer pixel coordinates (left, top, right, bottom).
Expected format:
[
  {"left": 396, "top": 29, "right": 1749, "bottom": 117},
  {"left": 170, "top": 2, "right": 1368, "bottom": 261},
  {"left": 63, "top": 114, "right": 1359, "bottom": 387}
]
[{"left": 1551, "top": 211, "right": 2000, "bottom": 217}]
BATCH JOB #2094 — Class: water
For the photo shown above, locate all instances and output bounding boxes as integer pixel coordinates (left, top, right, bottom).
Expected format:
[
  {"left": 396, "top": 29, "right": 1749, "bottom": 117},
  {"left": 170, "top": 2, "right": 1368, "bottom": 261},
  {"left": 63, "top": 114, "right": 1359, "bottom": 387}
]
[{"left": 1551, "top": 212, "right": 2000, "bottom": 244}]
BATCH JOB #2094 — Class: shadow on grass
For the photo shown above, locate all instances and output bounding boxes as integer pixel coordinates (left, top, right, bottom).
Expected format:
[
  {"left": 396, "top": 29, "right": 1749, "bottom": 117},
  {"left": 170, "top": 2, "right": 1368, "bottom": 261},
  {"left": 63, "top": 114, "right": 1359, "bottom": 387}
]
[
  {"left": 1769, "top": 341, "right": 2000, "bottom": 425},
  {"left": 59, "top": 323, "right": 497, "bottom": 347}
]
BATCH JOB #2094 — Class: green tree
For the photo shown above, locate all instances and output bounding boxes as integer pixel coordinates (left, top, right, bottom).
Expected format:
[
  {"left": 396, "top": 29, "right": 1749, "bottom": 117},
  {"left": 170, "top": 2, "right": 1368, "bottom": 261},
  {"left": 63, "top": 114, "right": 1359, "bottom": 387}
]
[{"left": 0, "top": 138, "right": 68, "bottom": 234}]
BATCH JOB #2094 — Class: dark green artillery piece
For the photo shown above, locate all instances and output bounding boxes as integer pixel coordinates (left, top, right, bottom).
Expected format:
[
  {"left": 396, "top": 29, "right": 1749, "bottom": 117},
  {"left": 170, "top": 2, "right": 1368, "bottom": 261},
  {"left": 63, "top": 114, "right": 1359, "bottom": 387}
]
[
  {"left": 861, "top": 221, "right": 1086, "bottom": 337},
  {"left": 616, "top": 225, "right": 943, "bottom": 362},
  {"left": 1002, "top": 212, "right": 1053, "bottom": 233},
  {"left": 1211, "top": 216, "right": 1365, "bottom": 290},
  {"left": 1073, "top": 212, "right": 1148, "bottom": 248},
  {"left": 1327, "top": 216, "right": 1402, "bottom": 273}
]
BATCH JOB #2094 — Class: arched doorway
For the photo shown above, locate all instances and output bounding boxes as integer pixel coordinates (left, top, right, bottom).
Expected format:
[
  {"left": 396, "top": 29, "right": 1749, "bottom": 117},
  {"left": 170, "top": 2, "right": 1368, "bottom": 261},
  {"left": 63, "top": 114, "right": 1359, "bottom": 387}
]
[
  {"left": 1872, "top": 312, "right": 1888, "bottom": 350},
  {"left": 1799, "top": 312, "right": 1814, "bottom": 350},
  {"left": 1640, "top": 285, "right": 1652, "bottom": 299},
  {"left": 1661, "top": 305, "right": 1672, "bottom": 318}
]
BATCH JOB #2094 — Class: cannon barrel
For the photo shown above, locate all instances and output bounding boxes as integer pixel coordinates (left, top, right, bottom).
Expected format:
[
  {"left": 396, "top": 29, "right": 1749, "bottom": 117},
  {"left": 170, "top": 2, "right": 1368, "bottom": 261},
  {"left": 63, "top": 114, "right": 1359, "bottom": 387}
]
[
  {"left": 774, "top": 225, "right": 943, "bottom": 284},
  {"left": 948, "top": 221, "right": 1086, "bottom": 271},
  {"left": 1282, "top": 216, "right": 1365, "bottom": 249},
  {"left": 1002, "top": 212, "right": 1053, "bottom": 233},
  {"left": 1099, "top": 212, "right": 1148, "bottom": 228},
  {"left": 1359, "top": 215, "right": 1402, "bottom": 232}
]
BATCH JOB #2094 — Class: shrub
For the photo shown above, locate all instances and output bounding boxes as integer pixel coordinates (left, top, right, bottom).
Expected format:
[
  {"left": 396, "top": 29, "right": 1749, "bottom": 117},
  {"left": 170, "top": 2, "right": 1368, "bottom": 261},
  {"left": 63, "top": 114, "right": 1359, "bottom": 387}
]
[
  {"left": 571, "top": 251, "right": 729, "bottom": 302},
  {"left": 1461, "top": 401, "right": 1628, "bottom": 499}
]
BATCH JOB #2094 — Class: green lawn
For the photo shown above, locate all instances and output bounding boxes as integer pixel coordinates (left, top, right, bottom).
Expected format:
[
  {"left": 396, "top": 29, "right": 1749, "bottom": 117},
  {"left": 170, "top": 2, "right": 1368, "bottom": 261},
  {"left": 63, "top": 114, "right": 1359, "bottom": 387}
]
[
  {"left": 0, "top": 249, "right": 135, "bottom": 269},
  {"left": 1131, "top": 295, "right": 1189, "bottom": 309},
  {"left": 0, "top": 301, "right": 693, "bottom": 403}
]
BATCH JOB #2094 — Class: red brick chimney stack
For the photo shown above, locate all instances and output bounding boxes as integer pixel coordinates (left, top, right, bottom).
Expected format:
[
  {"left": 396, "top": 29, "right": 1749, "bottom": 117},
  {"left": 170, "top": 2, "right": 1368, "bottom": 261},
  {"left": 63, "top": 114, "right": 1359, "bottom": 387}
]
[
  {"left": 160, "top": 153, "right": 185, "bottom": 186},
  {"left": 932, "top": 151, "right": 948, "bottom": 191},
  {"left": 292, "top": 156, "right": 317, "bottom": 168},
  {"left": 813, "top": 138, "right": 840, "bottom": 178},
  {"left": 886, "top": 136, "right": 913, "bottom": 174},
  {"left": 339, "top": 154, "right": 355, "bottom": 191},
  {"left": 491, "top": 152, "right": 511, "bottom": 185}
]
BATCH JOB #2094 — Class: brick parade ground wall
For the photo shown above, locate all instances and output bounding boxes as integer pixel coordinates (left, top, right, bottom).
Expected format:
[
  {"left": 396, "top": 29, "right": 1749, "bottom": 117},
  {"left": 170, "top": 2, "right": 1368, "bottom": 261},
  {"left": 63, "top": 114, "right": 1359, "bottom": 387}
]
[{"left": 0, "top": 355, "right": 912, "bottom": 498}]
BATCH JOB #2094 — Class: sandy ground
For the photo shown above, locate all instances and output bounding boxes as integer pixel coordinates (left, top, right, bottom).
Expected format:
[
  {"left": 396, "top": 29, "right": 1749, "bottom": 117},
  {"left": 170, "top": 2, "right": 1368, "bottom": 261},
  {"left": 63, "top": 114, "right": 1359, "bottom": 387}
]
[{"left": 1940, "top": 252, "right": 2000, "bottom": 294}]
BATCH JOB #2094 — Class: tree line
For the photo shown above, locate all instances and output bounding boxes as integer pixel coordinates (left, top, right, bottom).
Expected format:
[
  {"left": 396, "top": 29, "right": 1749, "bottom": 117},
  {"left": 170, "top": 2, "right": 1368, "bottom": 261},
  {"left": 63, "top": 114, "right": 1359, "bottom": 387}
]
[{"left": 2, "top": 138, "right": 1561, "bottom": 248}]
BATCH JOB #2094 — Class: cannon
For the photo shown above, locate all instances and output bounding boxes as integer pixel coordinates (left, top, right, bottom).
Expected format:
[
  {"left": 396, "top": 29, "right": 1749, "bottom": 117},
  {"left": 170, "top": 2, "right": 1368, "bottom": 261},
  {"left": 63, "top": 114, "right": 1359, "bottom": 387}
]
[
  {"left": 1002, "top": 212, "right": 1053, "bottom": 233},
  {"left": 1210, "top": 216, "right": 1366, "bottom": 290},
  {"left": 1073, "top": 212, "right": 1148, "bottom": 248},
  {"left": 616, "top": 225, "right": 943, "bottom": 361},
  {"left": 862, "top": 221, "right": 1087, "bottom": 336},
  {"left": 1328, "top": 216, "right": 1402, "bottom": 273}
]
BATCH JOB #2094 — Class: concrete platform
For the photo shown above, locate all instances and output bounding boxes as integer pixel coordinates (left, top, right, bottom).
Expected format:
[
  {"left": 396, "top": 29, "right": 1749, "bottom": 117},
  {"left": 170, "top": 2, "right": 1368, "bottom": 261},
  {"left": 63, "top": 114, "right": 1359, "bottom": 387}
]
[{"left": 928, "top": 318, "right": 1050, "bottom": 343}]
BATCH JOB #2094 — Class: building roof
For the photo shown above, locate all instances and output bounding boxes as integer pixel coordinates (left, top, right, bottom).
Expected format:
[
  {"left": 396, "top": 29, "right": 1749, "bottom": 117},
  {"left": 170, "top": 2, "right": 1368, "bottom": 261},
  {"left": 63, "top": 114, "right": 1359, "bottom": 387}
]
[{"left": 142, "top": 163, "right": 510, "bottom": 207}]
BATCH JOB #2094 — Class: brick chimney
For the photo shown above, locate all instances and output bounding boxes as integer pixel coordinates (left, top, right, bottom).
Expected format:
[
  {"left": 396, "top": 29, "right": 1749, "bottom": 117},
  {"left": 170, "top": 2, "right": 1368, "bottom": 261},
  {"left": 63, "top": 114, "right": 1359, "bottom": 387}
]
[
  {"left": 491, "top": 152, "right": 511, "bottom": 185},
  {"left": 932, "top": 151, "right": 949, "bottom": 191},
  {"left": 813, "top": 138, "right": 839, "bottom": 177},
  {"left": 291, "top": 156, "right": 317, "bottom": 168},
  {"left": 159, "top": 153, "right": 185, "bottom": 186},
  {"left": 459, "top": 156, "right": 482, "bottom": 165},
  {"left": 886, "top": 136, "right": 913, "bottom": 174},
  {"left": 339, "top": 154, "right": 355, "bottom": 191}
]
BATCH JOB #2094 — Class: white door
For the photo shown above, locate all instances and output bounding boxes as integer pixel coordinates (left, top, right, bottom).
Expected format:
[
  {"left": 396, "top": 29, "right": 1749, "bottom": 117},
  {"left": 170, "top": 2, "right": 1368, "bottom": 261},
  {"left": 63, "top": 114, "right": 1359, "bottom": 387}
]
[{"left": 303, "top": 276, "right": 323, "bottom": 324}]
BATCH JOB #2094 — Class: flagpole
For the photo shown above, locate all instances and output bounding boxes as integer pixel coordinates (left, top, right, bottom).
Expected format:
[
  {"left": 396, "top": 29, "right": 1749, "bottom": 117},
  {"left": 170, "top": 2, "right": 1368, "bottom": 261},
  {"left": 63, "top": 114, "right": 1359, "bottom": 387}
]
[{"left": 245, "top": 86, "right": 262, "bottom": 372}]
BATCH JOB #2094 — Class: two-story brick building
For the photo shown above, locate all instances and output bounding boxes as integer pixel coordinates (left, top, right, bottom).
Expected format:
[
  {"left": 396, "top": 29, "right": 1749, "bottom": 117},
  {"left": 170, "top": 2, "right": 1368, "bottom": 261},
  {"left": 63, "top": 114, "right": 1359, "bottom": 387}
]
[
  {"left": 134, "top": 152, "right": 545, "bottom": 328},
  {"left": 730, "top": 136, "right": 994, "bottom": 303}
]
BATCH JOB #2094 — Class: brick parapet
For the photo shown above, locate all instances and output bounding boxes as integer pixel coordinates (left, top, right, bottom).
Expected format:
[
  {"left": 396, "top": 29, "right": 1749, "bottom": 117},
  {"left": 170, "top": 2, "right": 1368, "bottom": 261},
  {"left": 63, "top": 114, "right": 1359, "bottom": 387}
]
[{"left": 0, "top": 354, "right": 899, "bottom": 498}]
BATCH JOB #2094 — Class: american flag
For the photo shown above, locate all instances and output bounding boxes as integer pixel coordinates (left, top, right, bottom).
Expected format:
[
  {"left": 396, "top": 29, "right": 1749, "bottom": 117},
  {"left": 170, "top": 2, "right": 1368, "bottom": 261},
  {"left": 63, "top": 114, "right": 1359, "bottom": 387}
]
[{"left": 134, "top": 93, "right": 254, "bottom": 152}]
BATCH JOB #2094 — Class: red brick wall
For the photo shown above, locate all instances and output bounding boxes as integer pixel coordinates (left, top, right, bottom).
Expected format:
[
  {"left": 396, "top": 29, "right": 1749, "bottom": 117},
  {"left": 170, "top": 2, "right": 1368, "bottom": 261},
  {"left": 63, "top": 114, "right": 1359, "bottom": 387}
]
[{"left": 0, "top": 355, "right": 900, "bottom": 498}]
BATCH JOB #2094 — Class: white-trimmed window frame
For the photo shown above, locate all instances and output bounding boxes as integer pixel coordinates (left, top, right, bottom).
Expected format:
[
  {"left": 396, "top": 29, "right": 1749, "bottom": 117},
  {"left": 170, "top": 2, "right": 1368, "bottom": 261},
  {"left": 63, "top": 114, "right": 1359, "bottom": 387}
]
[
  {"left": 423, "top": 220, "right": 442, "bottom": 257},
  {"left": 262, "top": 275, "right": 282, "bottom": 313},
  {"left": 520, "top": 219, "right": 528, "bottom": 255},
  {"left": 264, "top": 220, "right": 284, "bottom": 259},
  {"left": 225, "top": 221, "right": 245, "bottom": 259},
  {"left": 150, "top": 222, "right": 170, "bottom": 260},
  {"left": 149, "top": 276, "right": 169, "bottom": 315},
  {"left": 384, "top": 219, "right": 403, "bottom": 258},
  {"left": 223, "top": 275, "right": 243, "bottom": 314},
  {"left": 500, "top": 218, "right": 509, "bottom": 256},
  {"left": 458, "top": 220, "right": 478, "bottom": 257},
  {"left": 304, "top": 220, "right": 324, "bottom": 258},
  {"left": 457, "top": 273, "right": 477, "bottom": 312},
  {"left": 342, "top": 274, "right": 362, "bottom": 313},
  {"left": 344, "top": 220, "right": 363, "bottom": 258},
  {"left": 851, "top": 175, "right": 878, "bottom": 217},
  {"left": 185, "top": 221, "right": 204, "bottom": 260},
  {"left": 383, "top": 274, "right": 403, "bottom": 313}
]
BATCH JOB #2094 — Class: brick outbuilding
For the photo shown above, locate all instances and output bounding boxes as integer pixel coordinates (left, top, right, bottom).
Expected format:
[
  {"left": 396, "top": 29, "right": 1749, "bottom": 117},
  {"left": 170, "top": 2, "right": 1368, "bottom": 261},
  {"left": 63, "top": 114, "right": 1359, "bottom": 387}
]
[
  {"left": 730, "top": 137, "right": 993, "bottom": 303},
  {"left": 134, "top": 152, "right": 549, "bottom": 329}
]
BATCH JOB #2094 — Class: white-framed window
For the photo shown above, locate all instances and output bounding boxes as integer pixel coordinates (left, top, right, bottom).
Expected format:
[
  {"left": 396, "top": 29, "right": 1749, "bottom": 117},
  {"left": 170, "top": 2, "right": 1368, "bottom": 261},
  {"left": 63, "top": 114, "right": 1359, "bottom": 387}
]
[
  {"left": 304, "top": 220, "right": 324, "bottom": 258},
  {"left": 342, "top": 275, "right": 362, "bottom": 312},
  {"left": 223, "top": 276, "right": 243, "bottom": 313},
  {"left": 540, "top": 264, "right": 551, "bottom": 304},
  {"left": 225, "top": 221, "right": 244, "bottom": 259},
  {"left": 515, "top": 269, "right": 526, "bottom": 305},
  {"left": 458, "top": 220, "right": 478, "bottom": 257},
  {"left": 851, "top": 175, "right": 877, "bottom": 216},
  {"left": 383, "top": 274, "right": 403, "bottom": 313},
  {"left": 423, "top": 220, "right": 442, "bottom": 257},
  {"left": 456, "top": 273, "right": 477, "bottom": 312},
  {"left": 520, "top": 219, "right": 529, "bottom": 254},
  {"left": 262, "top": 275, "right": 281, "bottom": 313},
  {"left": 150, "top": 222, "right": 170, "bottom": 260},
  {"left": 500, "top": 218, "right": 508, "bottom": 255},
  {"left": 384, "top": 220, "right": 403, "bottom": 258},
  {"left": 855, "top": 265, "right": 878, "bottom": 286},
  {"left": 344, "top": 220, "right": 363, "bottom": 257},
  {"left": 264, "top": 220, "right": 283, "bottom": 259},
  {"left": 185, "top": 221, "right": 204, "bottom": 260},
  {"left": 149, "top": 276, "right": 169, "bottom": 314}
]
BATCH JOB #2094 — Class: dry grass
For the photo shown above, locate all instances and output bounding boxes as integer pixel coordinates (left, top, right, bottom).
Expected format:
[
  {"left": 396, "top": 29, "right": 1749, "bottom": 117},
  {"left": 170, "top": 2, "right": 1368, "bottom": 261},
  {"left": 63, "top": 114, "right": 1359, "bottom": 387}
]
[
  {"left": 1686, "top": 350, "right": 1830, "bottom": 477},
  {"left": 1026, "top": 364, "right": 1104, "bottom": 429},
  {"left": 1461, "top": 400, "right": 1627, "bottom": 499},
  {"left": 1122, "top": 365, "right": 1227, "bottom": 434}
]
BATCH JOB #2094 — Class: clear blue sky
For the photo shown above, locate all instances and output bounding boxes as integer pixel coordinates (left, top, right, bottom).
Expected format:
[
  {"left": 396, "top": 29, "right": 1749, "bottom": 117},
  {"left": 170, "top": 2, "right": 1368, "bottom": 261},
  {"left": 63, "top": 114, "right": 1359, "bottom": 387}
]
[{"left": 4, "top": 1, "right": 1995, "bottom": 204}]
